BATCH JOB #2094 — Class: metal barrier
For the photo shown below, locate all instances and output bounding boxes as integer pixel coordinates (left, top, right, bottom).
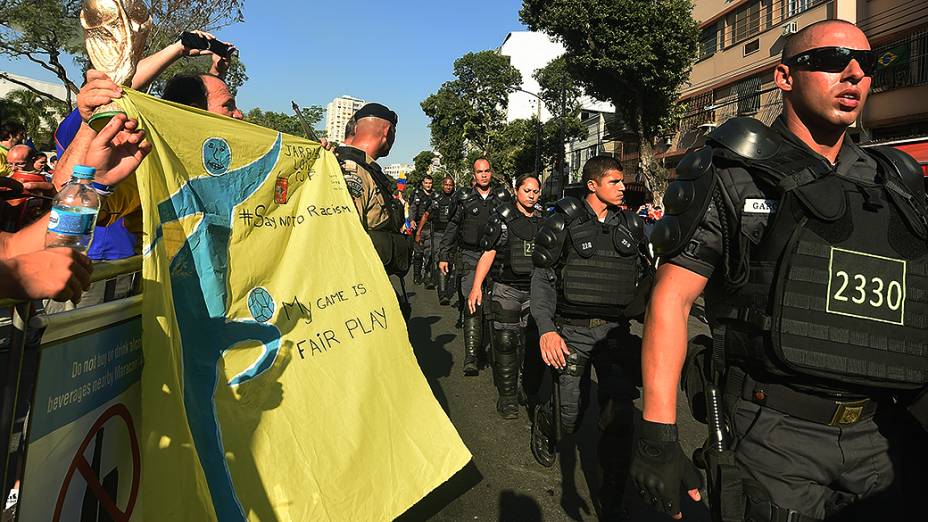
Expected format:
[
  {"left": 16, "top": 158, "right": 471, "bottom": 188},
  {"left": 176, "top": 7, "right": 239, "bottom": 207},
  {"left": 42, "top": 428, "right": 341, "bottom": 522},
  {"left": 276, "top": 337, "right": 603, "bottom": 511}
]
[{"left": 0, "top": 255, "right": 141, "bottom": 520}]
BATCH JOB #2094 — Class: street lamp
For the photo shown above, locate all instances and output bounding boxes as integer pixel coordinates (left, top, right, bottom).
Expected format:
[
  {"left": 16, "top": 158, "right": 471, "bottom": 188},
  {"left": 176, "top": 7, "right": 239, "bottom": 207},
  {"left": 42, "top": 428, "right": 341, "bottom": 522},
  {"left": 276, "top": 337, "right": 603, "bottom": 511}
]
[{"left": 514, "top": 88, "right": 543, "bottom": 177}]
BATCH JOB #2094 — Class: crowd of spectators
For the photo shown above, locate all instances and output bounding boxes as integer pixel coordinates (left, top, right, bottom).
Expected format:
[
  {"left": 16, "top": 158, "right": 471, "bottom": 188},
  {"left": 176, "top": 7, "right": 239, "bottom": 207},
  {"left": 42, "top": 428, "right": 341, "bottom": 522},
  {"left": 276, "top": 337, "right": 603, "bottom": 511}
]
[{"left": 0, "top": 31, "right": 237, "bottom": 307}]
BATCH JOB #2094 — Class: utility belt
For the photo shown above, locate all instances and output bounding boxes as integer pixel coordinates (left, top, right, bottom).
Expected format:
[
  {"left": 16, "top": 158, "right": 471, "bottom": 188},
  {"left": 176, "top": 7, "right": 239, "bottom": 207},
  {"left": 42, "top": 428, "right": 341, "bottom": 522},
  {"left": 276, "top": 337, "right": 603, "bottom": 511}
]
[
  {"left": 556, "top": 316, "right": 614, "bottom": 328},
  {"left": 725, "top": 367, "right": 883, "bottom": 427}
]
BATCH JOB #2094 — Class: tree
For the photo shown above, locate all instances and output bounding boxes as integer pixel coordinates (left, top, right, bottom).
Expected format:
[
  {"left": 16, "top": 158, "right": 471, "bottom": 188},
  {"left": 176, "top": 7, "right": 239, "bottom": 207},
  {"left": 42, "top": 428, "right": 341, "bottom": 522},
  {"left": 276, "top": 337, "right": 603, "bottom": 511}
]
[
  {"left": 534, "top": 55, "right": 586, "bottom": 182},
  {"left": 3, "top": 88, "right": 69, "bottom": 150},
  {"left": 407, "top": 150, "right": 437, "bottom": 186},
  {"left": 422, "top": 50, "right": 522, "bottom": 176},
  {"left": 245, "top": 106, "right": 323, "bottom": 138},
  {"left": 521, "top": 0, "right": 699, "bottom": 199},
  {"left": 0, "top": 0, "right": 247, "bottom": 107}
]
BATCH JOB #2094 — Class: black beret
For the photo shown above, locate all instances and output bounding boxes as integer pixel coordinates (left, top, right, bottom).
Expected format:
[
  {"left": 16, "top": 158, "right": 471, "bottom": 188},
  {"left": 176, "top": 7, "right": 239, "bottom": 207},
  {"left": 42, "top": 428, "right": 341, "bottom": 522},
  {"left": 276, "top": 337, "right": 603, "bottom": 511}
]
[{"left": 353, "top": 103, "right": 398, "bottom": 126}]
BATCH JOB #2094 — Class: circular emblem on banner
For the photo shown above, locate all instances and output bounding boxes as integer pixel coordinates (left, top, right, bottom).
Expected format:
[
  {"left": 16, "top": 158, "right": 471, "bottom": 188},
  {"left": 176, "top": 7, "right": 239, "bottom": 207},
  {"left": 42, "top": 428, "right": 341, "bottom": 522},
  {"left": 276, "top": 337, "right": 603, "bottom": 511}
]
[
  {"left": 203, "top": 137, "right": 232, "bottom": 176},
  {"left": 248, "top": 287, "right": 275, "bottom": 323}
]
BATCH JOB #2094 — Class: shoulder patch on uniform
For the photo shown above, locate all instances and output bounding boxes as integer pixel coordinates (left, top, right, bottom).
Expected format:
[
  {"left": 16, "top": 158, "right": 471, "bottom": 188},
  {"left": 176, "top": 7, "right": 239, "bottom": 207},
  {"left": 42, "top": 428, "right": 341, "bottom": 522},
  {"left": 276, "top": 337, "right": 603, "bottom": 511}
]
[{"left": 343, "top": 172, "right": 364, "bottom": 198}]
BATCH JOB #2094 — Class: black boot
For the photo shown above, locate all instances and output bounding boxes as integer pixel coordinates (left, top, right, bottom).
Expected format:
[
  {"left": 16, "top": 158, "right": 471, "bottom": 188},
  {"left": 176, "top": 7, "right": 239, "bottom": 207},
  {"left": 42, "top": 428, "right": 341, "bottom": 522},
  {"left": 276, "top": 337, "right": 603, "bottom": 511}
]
[
  {"left": 530, "top": 404, "right": 557, "bottom": 467},
  {"left": 412, "top": 253, "right": 423, "bottom": 285},
  {"left": 494, "top": 329, "right": 521, "bottom": 419},
  {"left": 462, "top": 311, "right": 482, "bottom": 376},
  {"left": 424, "top": 257, "right": 436, "bottom": 289},
  {"left": 437, "top": 270, "right": 451, "bottom": 305}
]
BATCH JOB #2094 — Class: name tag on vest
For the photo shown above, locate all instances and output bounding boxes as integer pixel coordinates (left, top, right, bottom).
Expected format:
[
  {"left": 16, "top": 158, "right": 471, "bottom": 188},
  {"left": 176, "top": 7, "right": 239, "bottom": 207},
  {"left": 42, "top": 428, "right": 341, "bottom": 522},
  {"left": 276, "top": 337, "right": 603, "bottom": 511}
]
[{"left": 743, "top": 199, "right": 779, "bottom": 214}]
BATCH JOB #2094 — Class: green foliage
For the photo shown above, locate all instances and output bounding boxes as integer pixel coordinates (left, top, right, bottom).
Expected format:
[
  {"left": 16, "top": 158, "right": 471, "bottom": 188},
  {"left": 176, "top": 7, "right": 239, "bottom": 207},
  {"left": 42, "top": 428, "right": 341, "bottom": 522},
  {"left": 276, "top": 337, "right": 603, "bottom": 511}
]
[
  {"left": 521, "top": 0, "right": 698, "bottom": 136},
  {"left": 2, "top": 88, "right": 69, "bottom": 150},
  {"left": 521, "top": 0, "right": 699, "bottom": 197},
  {"left": 245, "top": 106, "right": 323, "bottom": 139},
  {"left": 0, "top": 0, "right": 247, "bottom": 103},
  {"left": 422, "top": 50, "right": 522, "bottom": 174},
  {"left": 406, "top": 150, "right": 437, "bottom": 186},
  {"left": 534, "top": 56, "right": 583, "bottom": 120}
]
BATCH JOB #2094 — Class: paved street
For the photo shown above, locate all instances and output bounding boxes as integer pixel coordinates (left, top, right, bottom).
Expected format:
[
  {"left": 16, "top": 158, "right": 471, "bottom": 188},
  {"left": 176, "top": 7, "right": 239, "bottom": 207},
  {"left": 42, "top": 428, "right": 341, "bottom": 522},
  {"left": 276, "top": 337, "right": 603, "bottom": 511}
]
[{"left": 398, "top": 277, "right": 712, "bottom": 522}]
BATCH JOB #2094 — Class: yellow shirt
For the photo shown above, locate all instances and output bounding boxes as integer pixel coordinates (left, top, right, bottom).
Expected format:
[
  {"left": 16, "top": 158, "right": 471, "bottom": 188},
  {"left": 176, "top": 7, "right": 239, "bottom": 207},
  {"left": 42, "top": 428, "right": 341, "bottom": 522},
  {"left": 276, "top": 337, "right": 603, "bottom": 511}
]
[{"left": 0, "top": 145, "right": 9, "bottom": 177}]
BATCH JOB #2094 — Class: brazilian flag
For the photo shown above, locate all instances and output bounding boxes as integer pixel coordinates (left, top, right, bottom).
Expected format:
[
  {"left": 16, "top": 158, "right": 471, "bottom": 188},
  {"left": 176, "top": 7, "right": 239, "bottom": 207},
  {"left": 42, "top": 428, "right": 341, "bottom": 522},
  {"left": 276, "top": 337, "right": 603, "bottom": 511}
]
[{"left": 877, "top": 43, "right": 910, "bottom": 69}]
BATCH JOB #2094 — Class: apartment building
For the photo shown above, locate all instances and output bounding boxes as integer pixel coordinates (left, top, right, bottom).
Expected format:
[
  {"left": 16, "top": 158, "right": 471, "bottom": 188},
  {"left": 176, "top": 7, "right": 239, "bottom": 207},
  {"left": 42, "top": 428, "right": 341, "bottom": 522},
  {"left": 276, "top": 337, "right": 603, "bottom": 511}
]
[
  {"left": 325, "top": 95, "right": 366, "bottom": 144},
  {"left": 664, "top": 0, "right": 928, "bottom": 173}
]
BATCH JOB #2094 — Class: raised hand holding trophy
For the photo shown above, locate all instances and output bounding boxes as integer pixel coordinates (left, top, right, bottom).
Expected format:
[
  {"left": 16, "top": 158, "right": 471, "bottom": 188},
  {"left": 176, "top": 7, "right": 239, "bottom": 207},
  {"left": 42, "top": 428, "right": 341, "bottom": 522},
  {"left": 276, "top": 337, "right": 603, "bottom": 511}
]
[{"left": 81, "top": 0, "right": 152, "bottom": 131}]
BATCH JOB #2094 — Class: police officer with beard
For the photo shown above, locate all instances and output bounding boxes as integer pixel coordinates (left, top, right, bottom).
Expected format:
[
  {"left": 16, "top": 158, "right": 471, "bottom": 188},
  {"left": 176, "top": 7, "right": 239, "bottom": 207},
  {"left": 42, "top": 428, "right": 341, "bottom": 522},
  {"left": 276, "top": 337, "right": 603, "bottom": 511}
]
[
  {"left": 336, "top": 103, "right": 413, "bottom": 318},
  {"left": 438, "top": 159, "right": 510, "bottom": 376},
  {"left": 466, "top": 173, "right": 546, "bottom": 419},
  {"left": 531, "top": 156, "right": 651, "bottom": 516},
  {"left": 418, "top": 175, "right": 456, "bottom": 305},
  {"left": 631, "top": 20, "right": 928, "bottom": 521},
  {"left": 409, "top": 175, "right": 434, "bottom": 286}
]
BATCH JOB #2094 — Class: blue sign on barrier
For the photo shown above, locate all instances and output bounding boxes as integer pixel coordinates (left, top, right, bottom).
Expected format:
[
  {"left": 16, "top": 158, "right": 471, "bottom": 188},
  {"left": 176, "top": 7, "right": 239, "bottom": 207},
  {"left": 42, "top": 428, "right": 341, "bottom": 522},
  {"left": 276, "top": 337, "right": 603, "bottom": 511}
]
[{"left": 20, "top": 317, "right": 144, "bottom": 521}]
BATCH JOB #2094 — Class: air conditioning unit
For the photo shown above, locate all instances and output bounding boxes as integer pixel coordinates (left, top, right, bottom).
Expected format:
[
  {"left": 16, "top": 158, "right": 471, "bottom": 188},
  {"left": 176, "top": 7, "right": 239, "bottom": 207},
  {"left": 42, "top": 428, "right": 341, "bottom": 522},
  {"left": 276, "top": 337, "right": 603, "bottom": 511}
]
[{"left": 782, "top": 21, "right": 799, "bottom": 36}]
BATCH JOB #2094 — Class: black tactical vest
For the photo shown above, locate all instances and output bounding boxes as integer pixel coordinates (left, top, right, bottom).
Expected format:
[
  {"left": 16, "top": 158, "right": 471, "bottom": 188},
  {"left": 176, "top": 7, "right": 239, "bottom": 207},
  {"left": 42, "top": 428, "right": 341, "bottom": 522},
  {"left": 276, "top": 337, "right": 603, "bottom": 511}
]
[
  {"left": 459, "top": 186, "right": 508, "bottom": 249},
  {"left": 410, "top": 188, "right": 431, "bottom": 221},
  {"left": 433, "top": 193, "right": 453, "bottom": 232},
  {"left": 494, "top": 213, "right": 543, "bottom": 290},
  {"left": 707, "top": 137, "right": 928, "bottom": 390},
  {"left": 556, "top": 212, "right": 643, "bottom": 320}
]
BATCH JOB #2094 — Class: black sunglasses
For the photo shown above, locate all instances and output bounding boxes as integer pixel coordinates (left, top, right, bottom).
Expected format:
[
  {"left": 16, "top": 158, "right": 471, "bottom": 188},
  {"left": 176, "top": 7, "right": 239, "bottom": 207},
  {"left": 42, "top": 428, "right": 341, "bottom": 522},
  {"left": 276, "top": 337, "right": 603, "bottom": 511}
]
[{"left": 784, "top": 47, "right": 876, "bottom": 76}]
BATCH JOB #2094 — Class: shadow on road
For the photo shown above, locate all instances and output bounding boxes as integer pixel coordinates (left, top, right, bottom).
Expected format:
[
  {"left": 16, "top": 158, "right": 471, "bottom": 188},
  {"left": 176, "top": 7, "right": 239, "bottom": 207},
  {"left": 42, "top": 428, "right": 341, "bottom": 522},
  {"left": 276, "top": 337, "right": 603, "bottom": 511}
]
[
  {"left": 499, "top": 489, "right": 543, "bottom": 521},
  {"left": 396, "top": 461, "right": 484, "bottom": 521},
  {"left": 407, "top": 313, "right": 456, "bottom": 413}
]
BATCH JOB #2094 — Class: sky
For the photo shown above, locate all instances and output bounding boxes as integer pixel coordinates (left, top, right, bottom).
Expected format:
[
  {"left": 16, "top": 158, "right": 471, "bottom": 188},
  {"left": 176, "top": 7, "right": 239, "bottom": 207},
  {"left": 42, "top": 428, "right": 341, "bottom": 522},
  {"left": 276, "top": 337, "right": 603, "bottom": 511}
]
[{"left": 0, "top": 0, "right": 530, "bottom": 165}]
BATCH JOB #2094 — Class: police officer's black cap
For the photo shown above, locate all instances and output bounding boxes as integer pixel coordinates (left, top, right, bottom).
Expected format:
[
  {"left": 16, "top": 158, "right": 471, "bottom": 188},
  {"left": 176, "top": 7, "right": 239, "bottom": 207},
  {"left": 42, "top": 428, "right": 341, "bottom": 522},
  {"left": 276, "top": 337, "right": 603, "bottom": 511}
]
[{"left": 353, "top": 103, "right": 398, "bottom": 126}]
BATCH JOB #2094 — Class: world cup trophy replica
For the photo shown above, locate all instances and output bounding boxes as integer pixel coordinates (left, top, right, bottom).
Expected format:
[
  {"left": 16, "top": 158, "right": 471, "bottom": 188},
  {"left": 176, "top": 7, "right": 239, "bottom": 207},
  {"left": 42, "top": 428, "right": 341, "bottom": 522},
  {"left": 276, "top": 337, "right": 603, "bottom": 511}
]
[{"left": 81, "top": 0, "right": 152, "bottom": 131}]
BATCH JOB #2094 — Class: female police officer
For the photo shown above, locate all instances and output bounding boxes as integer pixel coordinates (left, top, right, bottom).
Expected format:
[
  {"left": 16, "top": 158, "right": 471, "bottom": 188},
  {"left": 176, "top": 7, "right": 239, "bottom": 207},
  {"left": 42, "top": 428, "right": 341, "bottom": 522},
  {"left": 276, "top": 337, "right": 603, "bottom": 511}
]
[{"left": 466, "top": 174, "right": 545, "bottom": 419}]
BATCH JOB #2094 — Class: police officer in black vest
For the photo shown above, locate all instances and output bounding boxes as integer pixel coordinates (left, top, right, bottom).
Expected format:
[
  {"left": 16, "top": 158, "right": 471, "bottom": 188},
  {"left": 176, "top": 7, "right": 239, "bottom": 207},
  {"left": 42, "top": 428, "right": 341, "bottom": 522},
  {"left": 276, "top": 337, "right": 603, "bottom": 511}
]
[
  {"left": 335, "top": 103, "right": 413, "bottom": 319},
  {"left": 466, "top": 173, "right": 546, "bottom": 418},
  {"left": 409, "top": 175, "right": 434, "bottom": 286},
  {"left": 631, "top": 20, "right": 928, "bottom": 521},
  {"left": 438, "top": 159, "right": 511, "bottom": 376},
  {"left": 531, "top": 156, "right": 651, "bottom": 515},
  {"left": 418, "top": 175, "right": 456, "bottom": 305}
]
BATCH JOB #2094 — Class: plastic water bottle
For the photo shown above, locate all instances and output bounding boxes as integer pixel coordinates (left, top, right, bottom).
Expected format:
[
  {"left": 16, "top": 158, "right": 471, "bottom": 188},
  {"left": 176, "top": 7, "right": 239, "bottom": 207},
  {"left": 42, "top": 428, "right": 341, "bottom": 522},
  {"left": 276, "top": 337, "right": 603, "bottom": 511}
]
[{"left": 45, "top": 165, "right": 100, "bottom": 252}]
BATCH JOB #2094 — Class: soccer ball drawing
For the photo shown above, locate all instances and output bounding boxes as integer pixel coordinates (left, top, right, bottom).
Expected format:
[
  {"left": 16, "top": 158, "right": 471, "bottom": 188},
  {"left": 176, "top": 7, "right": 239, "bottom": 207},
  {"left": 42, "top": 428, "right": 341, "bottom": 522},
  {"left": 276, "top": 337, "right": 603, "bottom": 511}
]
[{"left": 247, "top": 287, "right": 275, "bottom": 323}]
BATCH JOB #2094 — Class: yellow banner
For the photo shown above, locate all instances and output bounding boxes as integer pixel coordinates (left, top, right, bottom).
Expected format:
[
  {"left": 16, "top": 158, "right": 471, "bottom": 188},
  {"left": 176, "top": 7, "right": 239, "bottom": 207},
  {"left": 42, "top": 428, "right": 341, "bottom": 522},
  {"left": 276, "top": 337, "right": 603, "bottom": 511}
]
[{"left": 117, "top": 90, "right": 470, "bottom": 521}]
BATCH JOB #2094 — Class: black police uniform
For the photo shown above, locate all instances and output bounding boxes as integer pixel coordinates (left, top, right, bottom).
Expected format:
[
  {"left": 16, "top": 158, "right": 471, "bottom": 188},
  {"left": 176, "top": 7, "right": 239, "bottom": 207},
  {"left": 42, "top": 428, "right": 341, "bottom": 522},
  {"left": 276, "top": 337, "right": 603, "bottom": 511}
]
[
  {"left": 479, "top": 202, "right": 545, "bottom": 418},
  {"left": 530, "top": 197, "right": 652, "bottom": 507},
  {"left": 438, "top": 183, "right": 511, "bottom": 375},
  {"left": 428, "top": 189, "right": 457, "bottom": 305},
  {"left": 409, "top": 185, "right": 433, "bottom": 285},
  {"left": 650, "top": 116, "right": 928, "bottom": 521}
]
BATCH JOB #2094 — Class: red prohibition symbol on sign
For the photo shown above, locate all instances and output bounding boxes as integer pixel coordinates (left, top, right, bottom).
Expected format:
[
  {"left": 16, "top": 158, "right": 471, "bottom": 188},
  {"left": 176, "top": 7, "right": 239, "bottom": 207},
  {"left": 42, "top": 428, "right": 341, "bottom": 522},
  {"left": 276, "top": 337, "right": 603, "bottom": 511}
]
[{"left": 53, "top": 403, "right": 141, "bottom": 522}]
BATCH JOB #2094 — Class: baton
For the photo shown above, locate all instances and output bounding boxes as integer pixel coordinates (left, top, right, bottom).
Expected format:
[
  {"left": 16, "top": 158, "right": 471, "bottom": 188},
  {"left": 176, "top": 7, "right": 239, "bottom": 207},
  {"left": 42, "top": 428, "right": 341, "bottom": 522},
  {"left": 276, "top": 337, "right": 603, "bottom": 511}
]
[
  {"left": 291, "top": 101, "right": 321, "bottom": 142},
  {"left": 552, "top": 369, "right": 562, "bottom": 444},
  {"left": 706, "top": 383, "right": 725, "bottom": 452}
]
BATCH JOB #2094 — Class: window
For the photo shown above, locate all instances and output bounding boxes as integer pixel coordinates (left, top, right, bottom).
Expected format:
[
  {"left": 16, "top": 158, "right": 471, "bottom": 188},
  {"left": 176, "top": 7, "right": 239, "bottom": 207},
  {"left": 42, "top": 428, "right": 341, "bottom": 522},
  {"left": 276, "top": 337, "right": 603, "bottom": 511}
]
[
  {"left": 736, "top": 76, "right": 762, "bottom": 115},
  {"left": 698, "top": 24, "right": 719, "bottom": 60},
  {"left": 732, "top": 1, "right": 761, "bottom": 44},
  {"left": 679, "top": 91, "right": 715, "bottom": 133},
  {"left": 743, "top": 39, "right": 760, "bottom": 56},
  {"left": 786, "top": 0, "right": 826, "bottom": 19}
]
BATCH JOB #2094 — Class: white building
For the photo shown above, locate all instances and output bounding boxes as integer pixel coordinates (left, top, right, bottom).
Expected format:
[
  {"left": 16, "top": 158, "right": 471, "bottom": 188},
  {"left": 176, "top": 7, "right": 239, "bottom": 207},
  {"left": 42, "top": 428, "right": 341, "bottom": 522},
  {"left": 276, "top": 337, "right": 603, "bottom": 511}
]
[
  {"left": 498, "top": 32, "right": 564, "bottom": 123},
  {"left": 0, "top": 71, "right": 73, "bottom": 105},
  {"left": 384, "top": 163, "right": 414, "bottom": 180},
  {"left": 497, "top": 32, "right": 614, "bottom": 123},
  {"left": 325, "top": 95, "right": 365, "bottom": 143}
]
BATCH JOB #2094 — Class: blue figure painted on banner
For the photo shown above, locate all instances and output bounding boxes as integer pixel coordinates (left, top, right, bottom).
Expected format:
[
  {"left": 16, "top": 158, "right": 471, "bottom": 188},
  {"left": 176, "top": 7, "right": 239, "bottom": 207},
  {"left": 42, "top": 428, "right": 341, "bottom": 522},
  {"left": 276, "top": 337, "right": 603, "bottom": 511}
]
[{"left": 149, "top": 134, "right": 283, "bottom": 521}]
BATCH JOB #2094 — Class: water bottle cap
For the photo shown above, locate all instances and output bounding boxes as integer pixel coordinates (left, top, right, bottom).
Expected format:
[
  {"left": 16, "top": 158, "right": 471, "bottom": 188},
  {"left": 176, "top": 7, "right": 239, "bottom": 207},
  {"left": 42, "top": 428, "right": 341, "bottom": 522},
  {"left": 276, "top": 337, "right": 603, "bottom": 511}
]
[{"left": 72, "top": 165, "right": 96, "bottom": 180}]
